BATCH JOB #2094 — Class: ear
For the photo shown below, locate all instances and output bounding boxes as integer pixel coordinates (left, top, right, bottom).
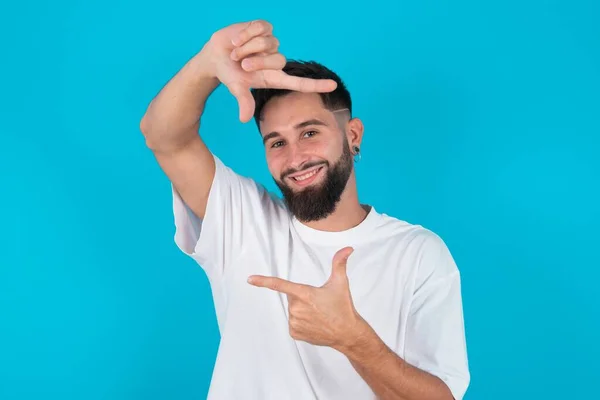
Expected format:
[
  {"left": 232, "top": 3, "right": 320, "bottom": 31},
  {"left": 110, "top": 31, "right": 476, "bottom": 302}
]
[{"left": 345, "top": 117, "right": 364, "bottom": 150}]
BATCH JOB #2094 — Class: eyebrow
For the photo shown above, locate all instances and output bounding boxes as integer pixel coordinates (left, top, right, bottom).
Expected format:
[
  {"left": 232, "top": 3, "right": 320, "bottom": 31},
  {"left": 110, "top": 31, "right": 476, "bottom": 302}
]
[{"left": 262, "top": 119, "right": 329, "bottom": 145}]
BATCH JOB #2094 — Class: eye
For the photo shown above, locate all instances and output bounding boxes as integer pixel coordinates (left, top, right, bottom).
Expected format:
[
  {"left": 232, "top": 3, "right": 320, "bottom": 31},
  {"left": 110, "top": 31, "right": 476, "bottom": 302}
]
[
  {"left": 271, "top": 140, "right": 285, "bottom": 148},
  {"left": 303, "top": 130, "right": 318, "bottom": 138}
]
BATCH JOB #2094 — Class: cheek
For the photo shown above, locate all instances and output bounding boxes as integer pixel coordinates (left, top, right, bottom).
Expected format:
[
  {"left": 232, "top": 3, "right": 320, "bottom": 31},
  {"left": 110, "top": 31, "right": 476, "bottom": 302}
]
[
  {"left": 303, "top": 139, "right": 332, "bottom": 159},
  {"left": 266, "top": 153, "right": 284, "bottom": 178},
  {"left": 320, "top": 139, "right": 344, "bottom": 161}
]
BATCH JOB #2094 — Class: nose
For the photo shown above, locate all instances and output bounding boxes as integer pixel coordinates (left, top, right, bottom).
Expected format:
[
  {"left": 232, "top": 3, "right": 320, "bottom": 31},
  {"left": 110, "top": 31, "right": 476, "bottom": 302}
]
[{"left": 285, "top": 142, "right": 311, "bottom": 171}]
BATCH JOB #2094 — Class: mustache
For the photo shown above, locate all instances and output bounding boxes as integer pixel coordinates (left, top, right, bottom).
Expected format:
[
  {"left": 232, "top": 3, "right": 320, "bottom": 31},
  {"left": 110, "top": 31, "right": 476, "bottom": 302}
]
[{"left": 281, "top": 161, "right": 328, "bottom": 181}]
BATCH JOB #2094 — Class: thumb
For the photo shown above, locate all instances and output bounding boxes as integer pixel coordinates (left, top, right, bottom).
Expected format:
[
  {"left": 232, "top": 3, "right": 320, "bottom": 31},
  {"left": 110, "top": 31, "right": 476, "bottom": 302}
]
[
  {"left": 329, "top": 247, "right": 354, "bottom": 282},
  {"left": 227, "top": 82, "right": 255, "bottom": 123}
]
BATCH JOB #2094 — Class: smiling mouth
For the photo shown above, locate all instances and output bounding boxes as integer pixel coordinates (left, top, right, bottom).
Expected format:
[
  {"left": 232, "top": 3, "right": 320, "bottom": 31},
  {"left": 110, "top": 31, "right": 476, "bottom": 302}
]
[
  {"left": 292, "top": 167, "right": 322, "bottom": 181},
  {"left": 286, "top": 165, "right": 325, "bottom": 186}
]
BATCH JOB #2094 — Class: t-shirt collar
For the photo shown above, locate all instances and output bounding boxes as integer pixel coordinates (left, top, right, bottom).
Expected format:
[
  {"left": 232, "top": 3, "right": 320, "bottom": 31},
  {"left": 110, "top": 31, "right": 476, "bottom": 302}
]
[{"left": 290, "top": 205, "right": 381, "bottom": 246}]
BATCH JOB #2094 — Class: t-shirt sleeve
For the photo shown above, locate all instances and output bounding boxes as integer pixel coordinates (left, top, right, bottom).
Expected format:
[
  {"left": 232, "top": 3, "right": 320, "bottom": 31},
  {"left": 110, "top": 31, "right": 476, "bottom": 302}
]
[
  {"left": 171, "top": 154, "right": 277, "bottom": 282},
  {"left": 403, "top": 232, "right": 471, "bottom": 400}
]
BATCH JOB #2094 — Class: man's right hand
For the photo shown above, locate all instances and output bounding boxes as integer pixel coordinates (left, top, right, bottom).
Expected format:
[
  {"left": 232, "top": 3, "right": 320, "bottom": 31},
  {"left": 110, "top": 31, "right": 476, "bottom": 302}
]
[
  {"left": 201, "top": 20, "right": 338, "bottom": 123},
  {"left": 141, "top": 20, "right": 336, "bottom": 220}
]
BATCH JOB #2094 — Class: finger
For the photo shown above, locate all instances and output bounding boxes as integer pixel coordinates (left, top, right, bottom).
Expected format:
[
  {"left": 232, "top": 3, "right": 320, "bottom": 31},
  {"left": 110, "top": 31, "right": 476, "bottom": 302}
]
[
  {"left": 248, "top": 275, "right": 312, "bottom": 298},
  {"left": 330, "top": 246, "right": 354, "bottom": 280},
  {"left": 227, "top": 82, "right": 255, "bottom": 123},
  {"left": 241, "top": 53, "right": 286, "bottom": 72},
  {"left": 262, "top": 71, "right": 338, "bottom": 93},
  {"left": 232, "top": 20, "right": 273, "bottom": 47},
  {"left": 231, "top": 36, "right": 279, "bottom": 61}
]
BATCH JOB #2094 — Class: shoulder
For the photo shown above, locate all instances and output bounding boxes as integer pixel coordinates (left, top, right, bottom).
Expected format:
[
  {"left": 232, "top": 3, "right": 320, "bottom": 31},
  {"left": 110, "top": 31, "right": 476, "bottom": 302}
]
[
  {"left": 372, "top": 211, "right": 458, "bottom": 276},
  {"left": 373, "top": 211, "right": 446, "bottom": 250},
  {"left": 213, "top": 154, "right": 290, "bottom": 221}
]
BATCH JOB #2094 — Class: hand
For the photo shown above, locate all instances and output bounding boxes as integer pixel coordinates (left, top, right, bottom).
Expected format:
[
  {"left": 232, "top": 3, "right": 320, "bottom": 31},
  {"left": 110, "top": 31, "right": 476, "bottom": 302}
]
[
  {"left": 201, "top": 20, "right": 338, "bottom": 123},
  {"left": 248, "top": 247, "right": 368, "bottom": 350}
]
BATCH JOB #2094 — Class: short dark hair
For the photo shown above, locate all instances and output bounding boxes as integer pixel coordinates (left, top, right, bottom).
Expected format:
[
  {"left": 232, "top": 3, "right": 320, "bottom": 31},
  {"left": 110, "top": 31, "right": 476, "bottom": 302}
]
[{"left": 250, "top": 60, "right": 352, "bottom": 130}]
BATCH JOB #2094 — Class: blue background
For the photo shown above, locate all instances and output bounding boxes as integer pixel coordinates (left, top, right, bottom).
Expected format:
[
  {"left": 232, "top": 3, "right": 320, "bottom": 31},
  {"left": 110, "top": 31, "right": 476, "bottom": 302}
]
[{"left": 1, "top": 0, "right": 598, "bottom": 399}]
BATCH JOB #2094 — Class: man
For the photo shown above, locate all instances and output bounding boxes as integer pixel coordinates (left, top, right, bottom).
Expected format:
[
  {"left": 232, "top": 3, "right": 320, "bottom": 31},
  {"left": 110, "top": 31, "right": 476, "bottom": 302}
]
[{"left": 140, "top": 20, "right": 470, "bottom": 400}]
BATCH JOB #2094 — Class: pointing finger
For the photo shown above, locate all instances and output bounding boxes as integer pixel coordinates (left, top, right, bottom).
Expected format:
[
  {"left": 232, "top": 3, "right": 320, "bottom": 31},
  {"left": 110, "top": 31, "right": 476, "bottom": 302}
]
[
  {"left": 262, "top": 70, "right": 338, "bottom": 93},
  {"left": 248, "top": 275, "right": 312, "bottom": 298}
]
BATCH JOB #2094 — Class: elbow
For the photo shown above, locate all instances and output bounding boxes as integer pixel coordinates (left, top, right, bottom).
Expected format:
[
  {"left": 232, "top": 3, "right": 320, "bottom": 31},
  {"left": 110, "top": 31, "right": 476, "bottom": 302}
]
[
  {"left": 139, "top": 113, "right": 150, "bottom": 138},
  {"left": 139, "top": 114, "right": 158, "bottom": 150}
]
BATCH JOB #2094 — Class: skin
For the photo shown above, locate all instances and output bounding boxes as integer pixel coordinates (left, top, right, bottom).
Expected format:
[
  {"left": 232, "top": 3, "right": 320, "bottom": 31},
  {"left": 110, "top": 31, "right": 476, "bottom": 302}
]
[
  {"left": 259, "top": 91, "right": 367, "bottom": 231},
  {"left": 141, "top": 19, "right": 454, "bottom": 400}
]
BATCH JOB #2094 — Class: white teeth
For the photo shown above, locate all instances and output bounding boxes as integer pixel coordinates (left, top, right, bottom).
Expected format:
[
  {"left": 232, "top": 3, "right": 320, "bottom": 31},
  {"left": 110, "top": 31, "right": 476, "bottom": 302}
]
[{"left": 293, "top": 168, "right": 320, "bottom": 182}]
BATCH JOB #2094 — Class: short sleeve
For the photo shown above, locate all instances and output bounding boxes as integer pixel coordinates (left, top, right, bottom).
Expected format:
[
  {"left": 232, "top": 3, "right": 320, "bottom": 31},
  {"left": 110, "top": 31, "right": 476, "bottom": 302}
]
[
  {"left": 171, "top": 154, "right": 279, "bottom": 282},
  {"left": 403, "top": 233, "right": 470, "bottom": 400}
]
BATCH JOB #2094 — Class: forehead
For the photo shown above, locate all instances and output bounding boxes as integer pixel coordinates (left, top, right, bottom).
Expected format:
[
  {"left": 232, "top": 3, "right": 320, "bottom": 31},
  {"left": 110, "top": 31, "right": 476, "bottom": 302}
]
[{"left": 259, "top": 92, "right": 333, "bottom": 135}]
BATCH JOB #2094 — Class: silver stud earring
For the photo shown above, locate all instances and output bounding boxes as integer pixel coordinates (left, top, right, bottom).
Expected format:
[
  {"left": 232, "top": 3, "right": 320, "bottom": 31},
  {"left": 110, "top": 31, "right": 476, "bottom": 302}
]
[{"left": 352, "top": 146, "right": 361, "bottom": 163}]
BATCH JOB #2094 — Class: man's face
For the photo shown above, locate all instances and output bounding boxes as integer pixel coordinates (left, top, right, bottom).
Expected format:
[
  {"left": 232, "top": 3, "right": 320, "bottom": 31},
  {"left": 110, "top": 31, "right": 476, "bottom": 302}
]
[{"left": 259, "top": 92, "right": 354, "bottom": 222}]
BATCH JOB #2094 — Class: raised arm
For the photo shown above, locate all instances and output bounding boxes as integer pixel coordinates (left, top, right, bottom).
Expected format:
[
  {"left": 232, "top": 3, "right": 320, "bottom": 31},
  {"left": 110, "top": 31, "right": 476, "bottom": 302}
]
[{"left": 139, "top": 20, "right": 337, "bottom": 219}]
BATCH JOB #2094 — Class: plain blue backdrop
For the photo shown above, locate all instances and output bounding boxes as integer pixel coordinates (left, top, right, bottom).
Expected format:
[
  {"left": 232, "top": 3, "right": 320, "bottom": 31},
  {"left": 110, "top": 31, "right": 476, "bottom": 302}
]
[{"left": 1, "top": 0, "right": 599, "bottom": 399}]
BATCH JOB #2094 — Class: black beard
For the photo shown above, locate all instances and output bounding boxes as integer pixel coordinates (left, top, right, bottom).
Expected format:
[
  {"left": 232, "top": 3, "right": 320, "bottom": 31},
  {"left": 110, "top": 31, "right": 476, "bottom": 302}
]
[{"left": 274, "top": 143, "right": 354, "bottom": 222}]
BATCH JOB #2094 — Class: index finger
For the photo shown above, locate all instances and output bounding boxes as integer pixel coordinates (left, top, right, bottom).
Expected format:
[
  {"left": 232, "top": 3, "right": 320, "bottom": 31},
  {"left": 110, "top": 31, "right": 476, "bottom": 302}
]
[
  {"left": 232, "top": 20, "right": 273, "bottom": 47},
  {"left": 264, "top": 71, "right": 338, "bottom": 93},
  {"left": 248, "top": 275, "right": 311, "bottom": 298}
]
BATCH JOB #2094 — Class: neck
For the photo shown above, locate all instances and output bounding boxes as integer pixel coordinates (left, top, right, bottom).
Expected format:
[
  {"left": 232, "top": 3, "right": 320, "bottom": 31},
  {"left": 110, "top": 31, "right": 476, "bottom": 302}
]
[{"left": 300, "top": 174, "right": 368, "bottom": 232}]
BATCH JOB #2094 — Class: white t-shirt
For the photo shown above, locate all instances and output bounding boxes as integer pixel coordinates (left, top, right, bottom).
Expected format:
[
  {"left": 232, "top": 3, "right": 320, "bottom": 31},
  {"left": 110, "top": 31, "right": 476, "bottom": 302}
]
[{"left": 172, "top": 155, "right": 470, "bottom": 400}]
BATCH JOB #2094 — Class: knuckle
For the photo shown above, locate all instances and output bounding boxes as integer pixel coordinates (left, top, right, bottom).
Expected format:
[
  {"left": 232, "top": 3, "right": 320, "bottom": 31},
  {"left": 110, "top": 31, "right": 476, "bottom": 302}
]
[
  {"left": 288, "top": 302, "right": 300, "bottom": 315},
  {"left": 301, "top": 79, "right": 311, "bottom": 92},
  {"left": 259, "top": 36, "right": 270, "bottom": 48},
  {"left": 261, "top": 20, "right": 273, "bottom": 31},
  {"left": 253, "top": 20, "right": 268, "bottom": 34},
  {"left": 276, "top": 53, "right": 287, "bottom": 67}
]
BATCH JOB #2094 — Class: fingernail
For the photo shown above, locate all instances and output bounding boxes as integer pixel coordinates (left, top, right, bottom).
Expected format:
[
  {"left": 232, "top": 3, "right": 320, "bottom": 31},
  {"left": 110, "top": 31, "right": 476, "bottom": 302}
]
[
  {"left": 241, "top": 59, "right": 252, "bottom": 70},
  {"left": 247, "top": 276, "right": 254, "bottom": 284},
  {"left": 231, "top": 37, "right": 240, "bottom": 46}
]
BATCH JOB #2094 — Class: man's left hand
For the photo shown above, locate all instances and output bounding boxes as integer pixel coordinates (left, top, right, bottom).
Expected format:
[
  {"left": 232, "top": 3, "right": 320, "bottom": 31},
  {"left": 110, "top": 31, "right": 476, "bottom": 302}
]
[{"left": 247, "top": 247, "right": 367, "bottom": 350}]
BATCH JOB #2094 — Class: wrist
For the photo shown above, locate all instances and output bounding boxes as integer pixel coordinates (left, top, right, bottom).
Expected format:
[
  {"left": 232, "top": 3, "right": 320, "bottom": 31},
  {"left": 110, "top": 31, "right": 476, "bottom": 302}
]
[
  {"left": 188, "top": 43, "right": 221, "bottom": 86},
  {"left": 337, "top": 317, "right": 385, "bottom": 362}
]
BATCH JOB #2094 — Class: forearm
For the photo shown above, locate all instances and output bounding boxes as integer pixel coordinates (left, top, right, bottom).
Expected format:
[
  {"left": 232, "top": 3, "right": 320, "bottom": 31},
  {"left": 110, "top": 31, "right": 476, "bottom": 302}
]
[
  {"left": 140, "top": 46, "right": 220, "bottom": 152},
  {"left": 338, "top": 321, "right": 454, "bottom": 400}
]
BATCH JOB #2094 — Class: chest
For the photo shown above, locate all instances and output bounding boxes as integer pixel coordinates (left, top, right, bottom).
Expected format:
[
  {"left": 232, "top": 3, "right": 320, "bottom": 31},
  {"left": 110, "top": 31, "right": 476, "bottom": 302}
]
[{"left": 229, "top": 231, "right": 417, "bottom": 352}]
